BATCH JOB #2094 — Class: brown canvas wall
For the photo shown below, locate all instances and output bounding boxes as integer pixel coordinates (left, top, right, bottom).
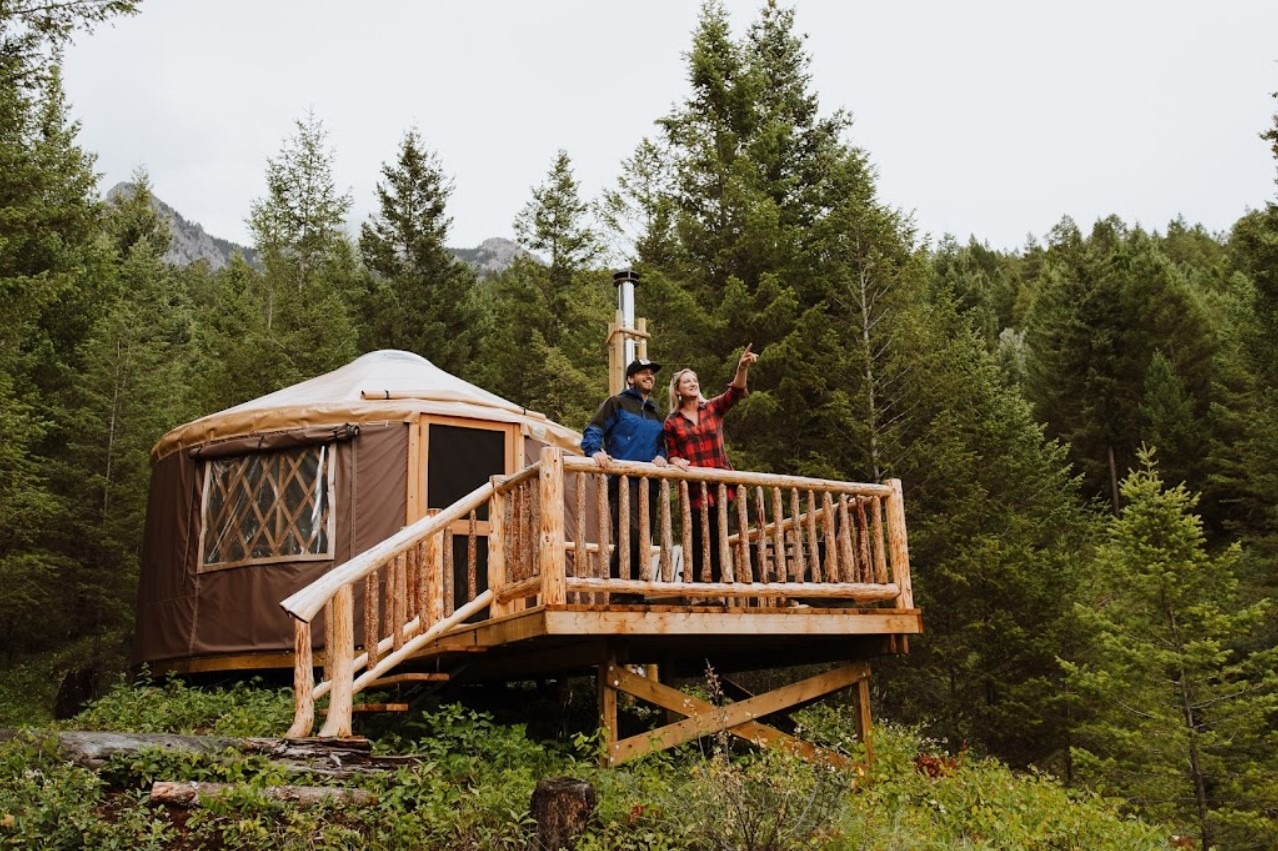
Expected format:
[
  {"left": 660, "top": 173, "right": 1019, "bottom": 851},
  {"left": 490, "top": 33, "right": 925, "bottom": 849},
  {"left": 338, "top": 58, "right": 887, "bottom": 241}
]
[{"left": 133, "top": 423, "right": 408, "bottom": 665}]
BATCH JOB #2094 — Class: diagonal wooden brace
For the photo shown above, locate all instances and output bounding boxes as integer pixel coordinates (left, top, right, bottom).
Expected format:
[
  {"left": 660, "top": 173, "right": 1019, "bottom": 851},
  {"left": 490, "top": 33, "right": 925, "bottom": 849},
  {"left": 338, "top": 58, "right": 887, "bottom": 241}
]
[{"left": 601, "top": 662, "right": 869, "bottom": 769}]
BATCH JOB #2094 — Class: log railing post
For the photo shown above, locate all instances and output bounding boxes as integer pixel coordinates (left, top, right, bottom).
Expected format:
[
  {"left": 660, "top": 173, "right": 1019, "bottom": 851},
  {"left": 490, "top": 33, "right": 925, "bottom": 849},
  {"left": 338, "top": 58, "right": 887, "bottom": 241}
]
[
  {"left": 539, "top": 447, "right": 567, "bottom": 605},
  {"left": 286, "top": 619, "right": 315, "bottom": 738},
  {"left": 425, "top": 509, "right": 445, "bottom": 625},
  {"left": 489, "top": 477, "right": 510, "bottom": 617},
  {"left": 885, "top": 478, "right": 913, "bottom": 610},
  {"left": 318, "top": 583, "right": 354, "bottom": 737}
]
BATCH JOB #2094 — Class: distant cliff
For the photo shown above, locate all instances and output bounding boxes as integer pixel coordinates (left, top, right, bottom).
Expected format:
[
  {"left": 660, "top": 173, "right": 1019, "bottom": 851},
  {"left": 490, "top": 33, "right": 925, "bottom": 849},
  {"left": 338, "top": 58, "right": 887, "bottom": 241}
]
[{"left": 105, "top": 183, "right": 525, "bottom": 275}]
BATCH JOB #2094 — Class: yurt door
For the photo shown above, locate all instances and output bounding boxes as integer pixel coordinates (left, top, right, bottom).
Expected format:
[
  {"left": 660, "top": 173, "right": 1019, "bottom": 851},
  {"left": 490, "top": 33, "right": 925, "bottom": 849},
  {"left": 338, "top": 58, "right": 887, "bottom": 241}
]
[{"left": 418, "top": 418, "right": 517, "bottom": 615}]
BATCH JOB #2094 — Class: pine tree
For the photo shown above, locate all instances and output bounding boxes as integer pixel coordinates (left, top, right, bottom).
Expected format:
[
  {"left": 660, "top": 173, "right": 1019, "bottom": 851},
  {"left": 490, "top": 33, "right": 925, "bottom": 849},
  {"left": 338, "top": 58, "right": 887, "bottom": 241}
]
[
  {"left": 1064, "top": 449, "right": 1278, "bottom": 850},
  {"left": 236, "top": 111, "right": 358, "bottom": 393},
  {"left": 483, "top": 150, "right": 610, "bottom": 425},
  {"left": 358, "top": 129, "right": 480, "bottom": 374}
]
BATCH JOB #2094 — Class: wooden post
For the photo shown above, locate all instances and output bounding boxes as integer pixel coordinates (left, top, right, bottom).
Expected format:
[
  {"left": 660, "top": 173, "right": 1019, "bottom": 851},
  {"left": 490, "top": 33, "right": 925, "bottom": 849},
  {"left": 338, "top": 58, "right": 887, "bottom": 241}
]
[
  {"left": 363, "top": 572, "right": 380, "bottom": 668},
  {"left": 598, "top": 652, "right": 619, "bottom": 766},
  {"left": 718, "top": 484, "right": 732, "bottom": 583},
  {"left": 885, "top": 479, "right": 913, "bottom": 610},
  {"left": 771, "top": 486, "right": 787, "bottom": 581},
  {"left": 425, "top": 510, "right": 444, "bottom": 625},
  {"left": 638, "top": 472, "right": 651, "bottom": 581},
  {"left": 737, "top": 489, "right": 752, "bottom": 584},
  {"left": 857, "top": 674, "right": 874, "bottom": 765},
  {"left": 539, "top": 447, "right": 567, "bottom": 605},
  {"left": 286, "top": 619, "right": 315, "bottom": 738},
  {"left": 805, "top": 490, "right": 821, "bottom": 583},
  {"left": 596, "top": 473, "right": 610, "bottom": 584},
  {"left": 488, "top": 477, "right": 509, "bottom": 617},
  {"left": 635, "top": 317, "right": 648, "bottom": 360},
  {"left": 659, "top": 478, "right": 673, "bottom": 582},
  {"left": 699, "top": 483, "right": 711, "bottom": 583},
  {"left": 318, "top": 583, "right": 354, "bottom": 738},
  {"left": 608, "top": 310, "right": 625, "bottom": 395},
  {"left": 392, "top": 554, "right": 407, "bottom": 652},
  {"left": 618, "top": 475, "right": 631, "bottom": 581}
]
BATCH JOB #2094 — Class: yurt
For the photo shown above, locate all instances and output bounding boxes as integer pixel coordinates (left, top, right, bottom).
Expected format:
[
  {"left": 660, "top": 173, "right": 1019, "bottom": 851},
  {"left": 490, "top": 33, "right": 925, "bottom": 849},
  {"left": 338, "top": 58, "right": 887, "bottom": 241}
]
[{"left": 134, "top": 350, "right": 582, "bottom": 673}]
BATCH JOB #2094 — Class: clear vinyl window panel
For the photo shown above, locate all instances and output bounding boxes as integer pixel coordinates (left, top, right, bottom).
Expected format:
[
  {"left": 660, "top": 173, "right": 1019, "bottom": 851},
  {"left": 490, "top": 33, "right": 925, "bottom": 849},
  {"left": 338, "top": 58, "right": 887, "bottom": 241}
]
[{"left": 200, "top": 445, "right": 336, "bottom": 571}]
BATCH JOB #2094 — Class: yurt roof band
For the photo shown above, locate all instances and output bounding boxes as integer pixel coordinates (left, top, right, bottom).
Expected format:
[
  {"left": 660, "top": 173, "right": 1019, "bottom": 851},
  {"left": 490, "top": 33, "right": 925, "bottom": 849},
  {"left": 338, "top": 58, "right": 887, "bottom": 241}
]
[{"left": 189, "top": 424, "right": 359, "bottom": 460}]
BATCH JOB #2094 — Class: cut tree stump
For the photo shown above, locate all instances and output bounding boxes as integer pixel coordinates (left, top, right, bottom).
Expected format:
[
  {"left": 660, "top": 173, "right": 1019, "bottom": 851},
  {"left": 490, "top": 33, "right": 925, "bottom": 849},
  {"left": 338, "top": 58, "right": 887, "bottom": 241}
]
[{"left": 529, "top": 776, "right": 596, "bottom": 850}]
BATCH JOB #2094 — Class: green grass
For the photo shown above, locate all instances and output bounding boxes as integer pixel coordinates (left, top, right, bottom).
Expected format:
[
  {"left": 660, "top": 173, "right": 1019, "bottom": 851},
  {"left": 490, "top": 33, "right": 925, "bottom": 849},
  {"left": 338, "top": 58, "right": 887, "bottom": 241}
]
[{"left": 0, "top": 676, "right": 1176, "bottom": 850}]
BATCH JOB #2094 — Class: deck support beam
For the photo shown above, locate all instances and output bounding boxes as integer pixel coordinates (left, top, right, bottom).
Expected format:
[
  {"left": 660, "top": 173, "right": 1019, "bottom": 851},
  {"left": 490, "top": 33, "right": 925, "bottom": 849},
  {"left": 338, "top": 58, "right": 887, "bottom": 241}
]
[{"left": 596, "top": 660, "right": 872, "bottom": 770}]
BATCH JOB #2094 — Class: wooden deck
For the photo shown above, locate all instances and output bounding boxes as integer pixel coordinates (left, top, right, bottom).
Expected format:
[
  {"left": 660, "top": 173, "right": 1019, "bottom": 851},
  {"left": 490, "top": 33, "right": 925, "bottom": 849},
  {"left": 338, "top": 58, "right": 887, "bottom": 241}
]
[{"left": 279, "top": 448, "right": 922, "bottom": 765}]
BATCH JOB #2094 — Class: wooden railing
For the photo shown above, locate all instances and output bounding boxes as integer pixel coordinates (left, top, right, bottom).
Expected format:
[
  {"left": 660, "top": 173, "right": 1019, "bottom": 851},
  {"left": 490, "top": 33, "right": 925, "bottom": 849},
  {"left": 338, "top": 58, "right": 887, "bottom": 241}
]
[{"left": 279, "top": 447, "right": 913, "bottom": 737}]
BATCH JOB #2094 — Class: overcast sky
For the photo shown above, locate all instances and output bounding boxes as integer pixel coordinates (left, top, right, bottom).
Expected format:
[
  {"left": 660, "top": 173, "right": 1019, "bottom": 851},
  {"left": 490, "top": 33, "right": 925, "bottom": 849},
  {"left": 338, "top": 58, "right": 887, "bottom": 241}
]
[{"left": 61, "top": 1, "right": 1278, "bottom": 255}]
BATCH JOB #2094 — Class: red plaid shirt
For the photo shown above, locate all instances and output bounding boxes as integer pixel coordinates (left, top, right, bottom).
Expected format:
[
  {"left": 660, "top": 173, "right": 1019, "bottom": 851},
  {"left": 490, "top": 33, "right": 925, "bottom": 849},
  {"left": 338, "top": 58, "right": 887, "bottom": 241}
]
[{"left": 663, "top": 384, "right": 746, "bottom": 507}]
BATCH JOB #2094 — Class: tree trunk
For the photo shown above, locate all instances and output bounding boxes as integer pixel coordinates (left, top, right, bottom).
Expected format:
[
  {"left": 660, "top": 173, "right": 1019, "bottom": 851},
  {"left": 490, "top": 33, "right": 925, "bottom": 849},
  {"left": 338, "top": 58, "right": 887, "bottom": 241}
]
[
  {"left": 529, "top": 776, "right": 596, "bottom": 850},
  {"left": 0, "top": 729, "right": 420, "bottom": 779},
  {"left": 150, "top": 781, "right": 376, "bottom": 807}
]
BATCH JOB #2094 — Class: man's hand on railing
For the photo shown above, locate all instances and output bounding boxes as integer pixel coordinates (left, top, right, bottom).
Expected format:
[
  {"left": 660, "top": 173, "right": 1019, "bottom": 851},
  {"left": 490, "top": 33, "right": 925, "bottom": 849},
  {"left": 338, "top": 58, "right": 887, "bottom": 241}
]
[
  {"left": 592, "top": 450, "right": 612, "bottom": 468},
  {"left": 671, "top": 458, "right": 690, "bottom": 471}
]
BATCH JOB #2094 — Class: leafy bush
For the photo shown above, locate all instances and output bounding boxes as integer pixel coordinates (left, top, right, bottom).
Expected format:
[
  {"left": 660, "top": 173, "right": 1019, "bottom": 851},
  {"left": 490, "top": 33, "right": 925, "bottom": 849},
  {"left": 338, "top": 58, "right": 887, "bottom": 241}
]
[{"left": 68, "top": 673, "right": 292, "bottom": 736}]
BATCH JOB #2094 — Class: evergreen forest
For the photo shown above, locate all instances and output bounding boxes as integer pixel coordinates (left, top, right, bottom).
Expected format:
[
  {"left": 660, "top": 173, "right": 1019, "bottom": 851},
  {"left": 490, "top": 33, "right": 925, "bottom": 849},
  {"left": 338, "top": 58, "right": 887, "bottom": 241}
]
[{"left": 2, "top": 2, "right": 1276, "bottom": 848}]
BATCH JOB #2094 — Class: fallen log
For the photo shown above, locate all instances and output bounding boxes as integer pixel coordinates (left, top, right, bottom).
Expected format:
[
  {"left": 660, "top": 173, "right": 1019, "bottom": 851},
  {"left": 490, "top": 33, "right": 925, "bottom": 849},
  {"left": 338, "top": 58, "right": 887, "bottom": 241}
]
[
  {"left": 150, "top": 780, "right": 377, "bottom": 807},
  {"left": 0, "top": 729, "right": 423, "bottom": 779}
]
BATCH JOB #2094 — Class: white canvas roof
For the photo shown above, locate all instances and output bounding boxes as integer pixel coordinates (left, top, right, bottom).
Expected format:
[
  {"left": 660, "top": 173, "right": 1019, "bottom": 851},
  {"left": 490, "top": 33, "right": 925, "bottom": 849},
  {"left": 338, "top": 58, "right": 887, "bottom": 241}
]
[{"left": 153, "top": 350, "right": 582, "bottom": 460}]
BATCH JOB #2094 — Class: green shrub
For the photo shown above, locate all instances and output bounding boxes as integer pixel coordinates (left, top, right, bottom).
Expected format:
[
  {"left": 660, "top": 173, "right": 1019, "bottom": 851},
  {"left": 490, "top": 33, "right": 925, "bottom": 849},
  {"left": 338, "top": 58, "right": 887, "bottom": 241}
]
[{"left": 68, "top": 673, "right": 292, "bottom": 736}]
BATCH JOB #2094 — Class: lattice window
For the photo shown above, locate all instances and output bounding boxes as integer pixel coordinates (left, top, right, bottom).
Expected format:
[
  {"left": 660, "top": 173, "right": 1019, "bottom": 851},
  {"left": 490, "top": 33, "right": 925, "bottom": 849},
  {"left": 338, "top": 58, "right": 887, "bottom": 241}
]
[{"left": 199, "top": 445, "right": 336, "bottom": 571}]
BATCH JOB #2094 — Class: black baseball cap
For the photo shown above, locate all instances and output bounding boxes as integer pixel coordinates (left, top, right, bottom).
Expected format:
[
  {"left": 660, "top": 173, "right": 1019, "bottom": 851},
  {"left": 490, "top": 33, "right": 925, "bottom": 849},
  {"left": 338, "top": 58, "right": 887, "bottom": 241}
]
[{"left": 625, "top": 358, "right": 662, "bottom": 378}]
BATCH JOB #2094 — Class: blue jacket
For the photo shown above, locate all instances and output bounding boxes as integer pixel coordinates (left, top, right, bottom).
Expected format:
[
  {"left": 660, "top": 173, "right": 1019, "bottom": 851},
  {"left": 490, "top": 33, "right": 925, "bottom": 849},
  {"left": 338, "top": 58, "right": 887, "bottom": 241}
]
[{"left": 581, "top": 387, "right": 666, "bottom": 463}]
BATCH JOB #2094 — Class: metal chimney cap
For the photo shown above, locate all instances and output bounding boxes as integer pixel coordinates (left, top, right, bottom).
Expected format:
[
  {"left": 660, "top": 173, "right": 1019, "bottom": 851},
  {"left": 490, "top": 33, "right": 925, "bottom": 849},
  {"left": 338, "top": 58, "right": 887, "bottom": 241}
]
[{"left": 612, "top": 270, "right": 640, "bottom": 287}]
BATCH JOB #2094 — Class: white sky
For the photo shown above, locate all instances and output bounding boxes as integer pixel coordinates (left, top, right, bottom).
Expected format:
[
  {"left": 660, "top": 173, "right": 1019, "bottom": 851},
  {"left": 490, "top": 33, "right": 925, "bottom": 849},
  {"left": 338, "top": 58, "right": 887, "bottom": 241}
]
[{"left": 61, "top": 1, "right": 1278, "bottom": 254}]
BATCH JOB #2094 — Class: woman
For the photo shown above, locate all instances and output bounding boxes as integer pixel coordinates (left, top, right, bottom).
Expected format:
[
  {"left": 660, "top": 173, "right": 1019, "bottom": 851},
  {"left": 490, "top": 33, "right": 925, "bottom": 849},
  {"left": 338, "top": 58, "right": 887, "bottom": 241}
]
[{"left": 663, "top": 343, "right": 758, "bottom": 584}]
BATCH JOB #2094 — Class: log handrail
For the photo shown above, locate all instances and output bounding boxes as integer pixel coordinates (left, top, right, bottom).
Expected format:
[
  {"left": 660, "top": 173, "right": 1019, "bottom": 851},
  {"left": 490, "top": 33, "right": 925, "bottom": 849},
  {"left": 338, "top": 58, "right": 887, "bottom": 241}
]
[{"left": 281, "top": 447, "right": 915, "bottom": 737}]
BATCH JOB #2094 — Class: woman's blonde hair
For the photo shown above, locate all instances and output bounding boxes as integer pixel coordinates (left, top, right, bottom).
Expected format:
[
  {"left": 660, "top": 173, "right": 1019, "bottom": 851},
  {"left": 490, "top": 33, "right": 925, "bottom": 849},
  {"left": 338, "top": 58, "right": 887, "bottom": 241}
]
[{"left": 667, "top": 368, "right": 705, "bottom": 413}]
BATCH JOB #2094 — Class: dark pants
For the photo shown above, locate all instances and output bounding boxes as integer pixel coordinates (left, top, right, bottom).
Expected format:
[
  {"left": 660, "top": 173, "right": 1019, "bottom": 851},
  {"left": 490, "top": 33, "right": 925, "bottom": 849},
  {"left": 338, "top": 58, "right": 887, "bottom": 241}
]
[{"left": 609, "top": 478, "right": 658, "bottom": 580}]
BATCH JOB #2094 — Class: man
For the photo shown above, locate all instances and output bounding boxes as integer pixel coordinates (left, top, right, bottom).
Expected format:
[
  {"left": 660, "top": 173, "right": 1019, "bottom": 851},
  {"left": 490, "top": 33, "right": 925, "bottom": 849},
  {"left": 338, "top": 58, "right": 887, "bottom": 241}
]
[{"left": 581, "top": 358, "right": 668, "bottom": 600}]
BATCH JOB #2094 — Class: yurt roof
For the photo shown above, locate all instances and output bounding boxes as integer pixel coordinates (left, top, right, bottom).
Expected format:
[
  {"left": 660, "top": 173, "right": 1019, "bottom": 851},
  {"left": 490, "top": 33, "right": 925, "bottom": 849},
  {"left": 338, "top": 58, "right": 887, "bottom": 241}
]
[{"left": 152, "top": 350, "right": 582, "bottom": 461}]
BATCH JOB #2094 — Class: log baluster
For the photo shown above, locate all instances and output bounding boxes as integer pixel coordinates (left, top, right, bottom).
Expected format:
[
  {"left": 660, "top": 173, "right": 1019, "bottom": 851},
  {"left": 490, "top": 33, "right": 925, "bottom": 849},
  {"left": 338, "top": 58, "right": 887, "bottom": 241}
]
[
  {"left": 790, "top": 488, "right": 806, "bottom": 582},
  {"left": 659, "top": 478, "right": 673, "bottom": 582},
  {"left": 820, "top": 491, "right": 841, "bottom": 582},
  {"left": 363, "top": 571, "right": 380, "bottom": 668},
  {"left": 467, "top": 510, "right": 478, "bottom": 603},
  {"left": 837, "top": 496, "right": 856, "bottom": 583},
  {"left": 392, "top": 553, "right": 407, "bottom": 652},
  {"left": 699, "top": 482, "right": 711, "bottom": 583},
  {"left": 425, "top": 509, "right": 444, "bottom": 626},
  {"left": 771, "top": 486, "right": 787, "bottom": 582},
  {"left": 805, "top": 490, "right": 821, "bottom": 583},
  {"left": 443, "top": 529, "right": 455, "bottom": 616},
  {"left": 718, "top": 484, "right": 732, "bottom": 584},
  {"left": 736, "top": 489, "right": 752, "bottom": 584},
  {"left": 855, "top": 498, "right": 873, "bottom": 584},
  {"left": 679, "top": 481, "right": 692, "bottom": 585},
  {"left": 871, "top": 495, "right": 888, "bottom": 584},
  {"left": 596, "top": 473, "right": 610, "bottom": 586},
  {"left": 618, "top": 475, "right": 631, "bottom": 581},
  {"left": 574, "top": 470, "right": 588, "bottom": 600},
  {"left": 638, "top": 473, "right": 651, "bottom": 581}
]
